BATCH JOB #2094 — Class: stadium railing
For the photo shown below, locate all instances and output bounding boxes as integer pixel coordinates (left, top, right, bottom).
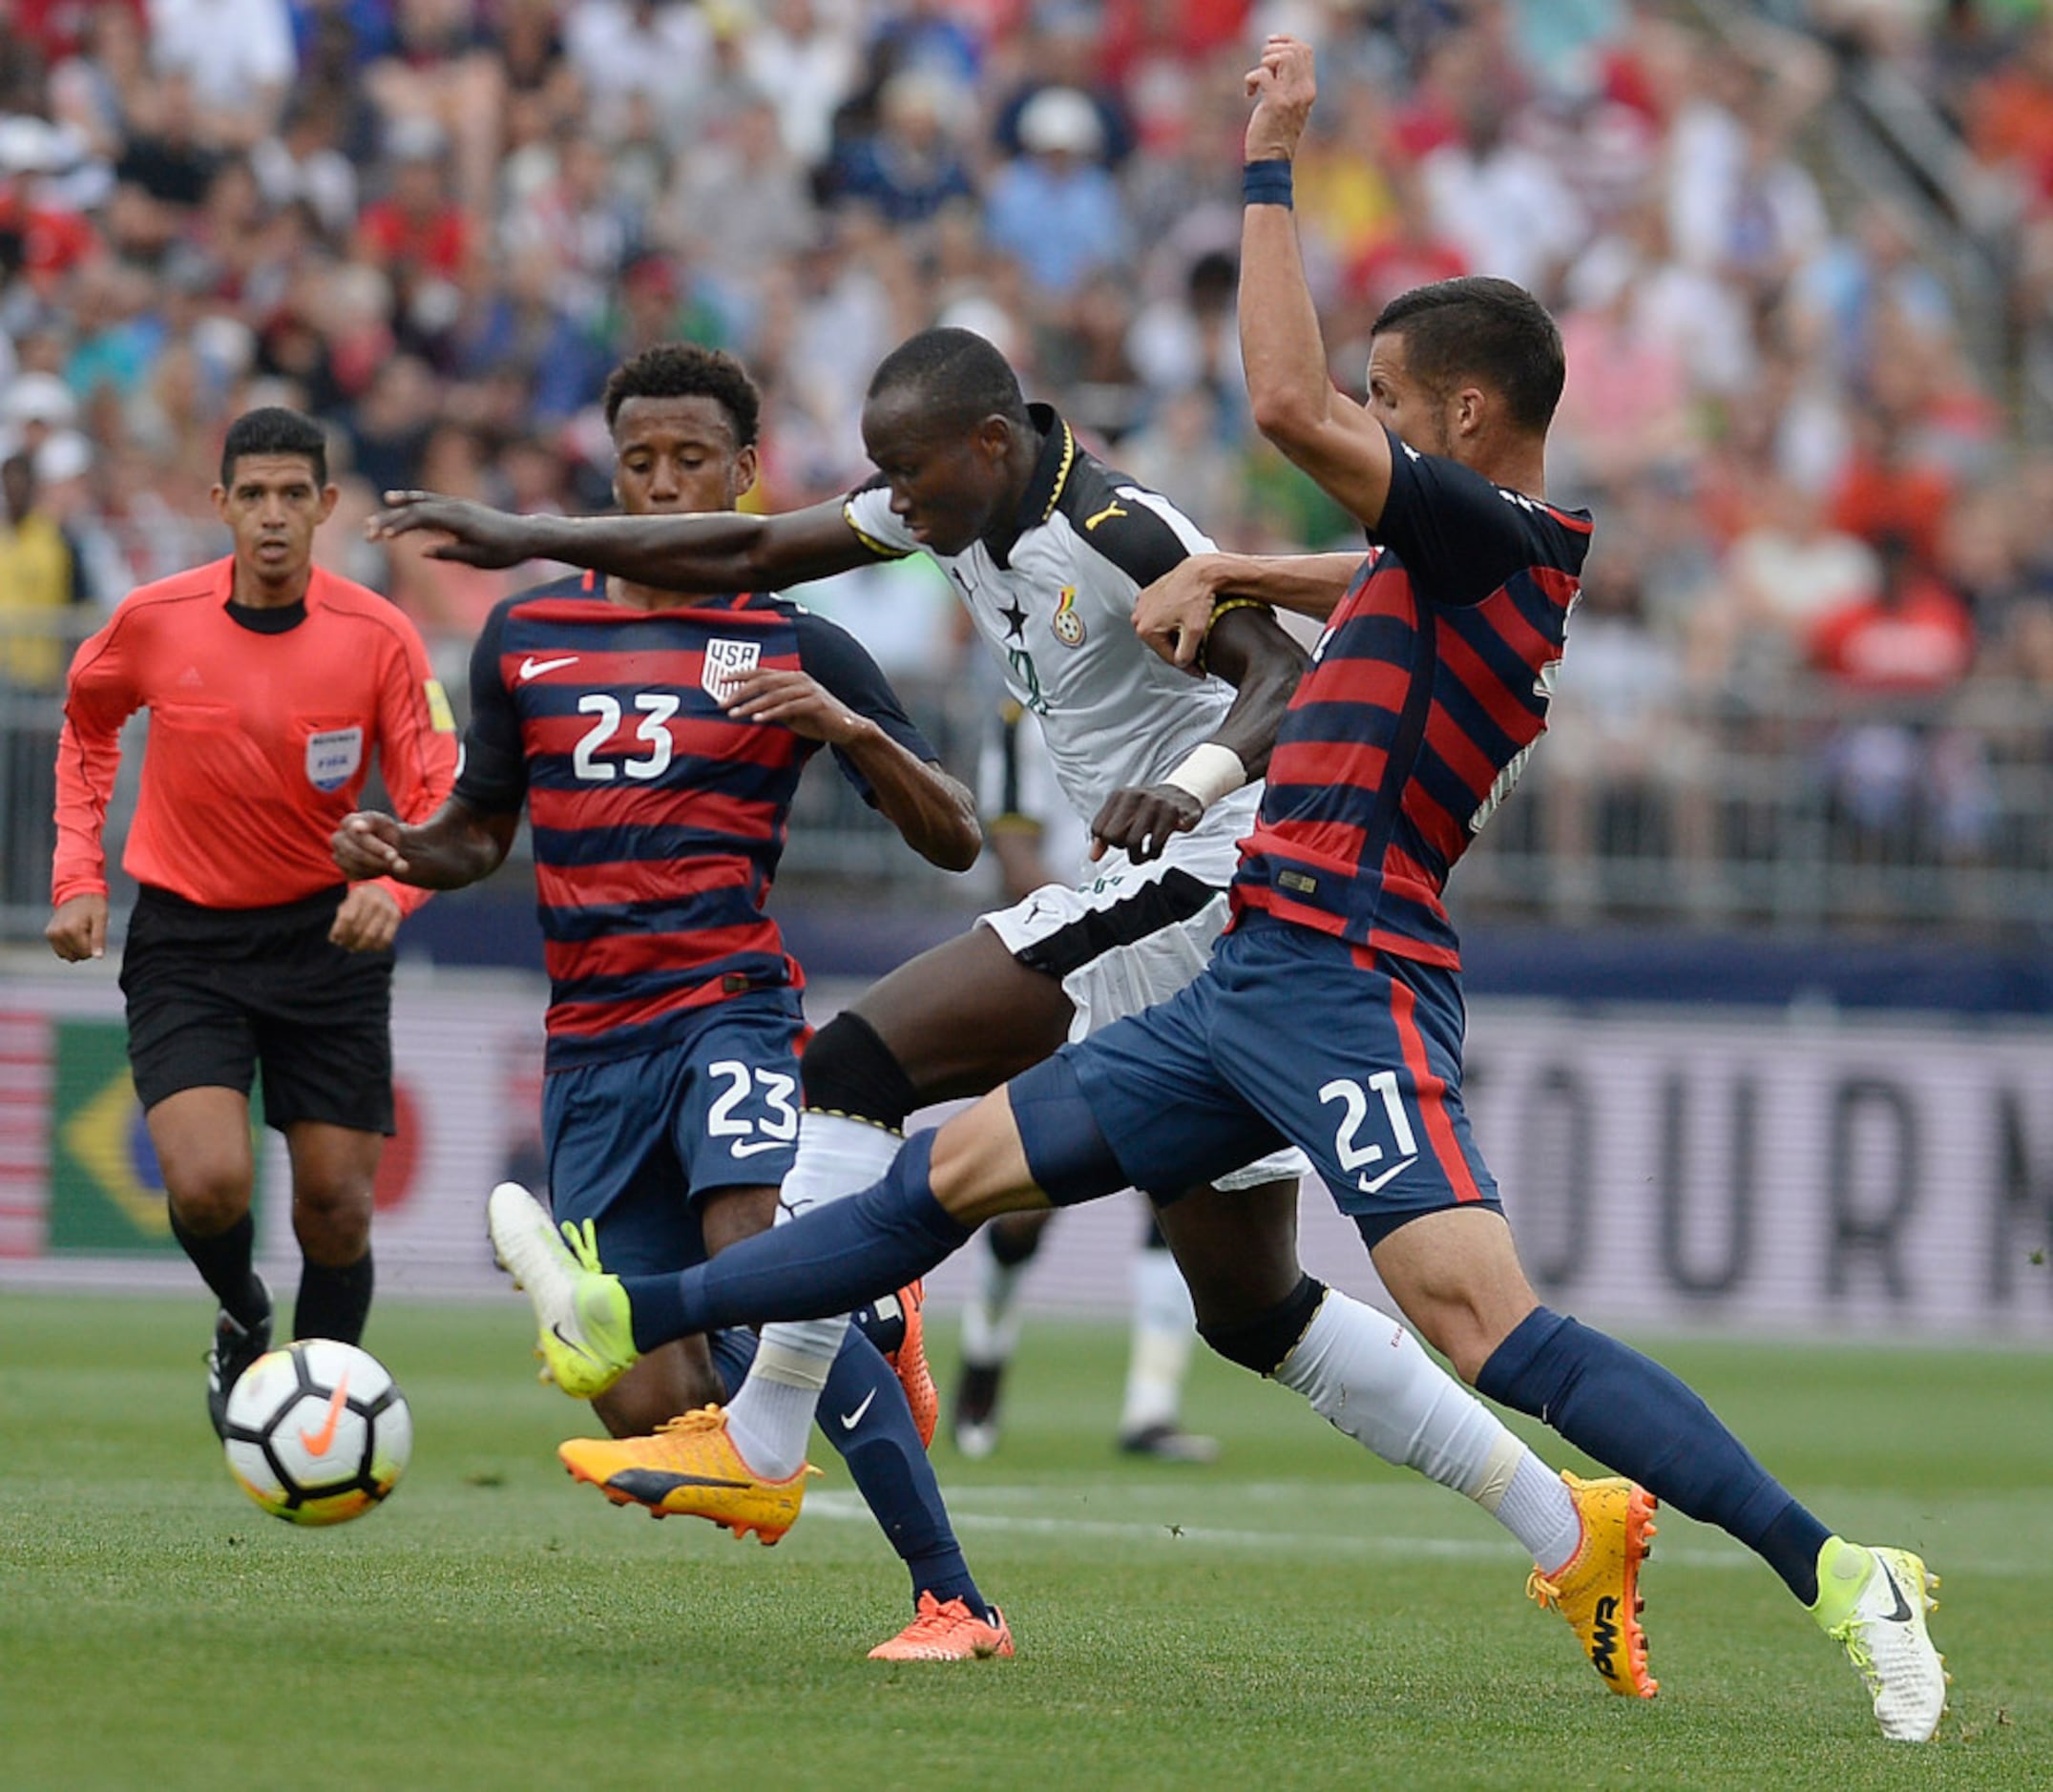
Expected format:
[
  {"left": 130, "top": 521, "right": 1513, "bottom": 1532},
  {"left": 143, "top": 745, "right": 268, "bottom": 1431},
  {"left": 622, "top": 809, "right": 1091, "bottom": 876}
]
[{"left": 4, "top": 609, "right": 2048, "bottom": 944}]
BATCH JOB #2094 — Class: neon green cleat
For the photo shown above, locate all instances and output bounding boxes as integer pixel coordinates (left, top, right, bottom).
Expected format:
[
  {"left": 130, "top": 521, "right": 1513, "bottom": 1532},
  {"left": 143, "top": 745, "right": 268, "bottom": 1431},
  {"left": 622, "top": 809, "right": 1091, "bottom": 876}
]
[
  {"left": 487, "top": 1181, "right": 637, "bottom": 1400},
  {"left": 1812, "top": 1537, "right": 1949, "bottom": 1742}
]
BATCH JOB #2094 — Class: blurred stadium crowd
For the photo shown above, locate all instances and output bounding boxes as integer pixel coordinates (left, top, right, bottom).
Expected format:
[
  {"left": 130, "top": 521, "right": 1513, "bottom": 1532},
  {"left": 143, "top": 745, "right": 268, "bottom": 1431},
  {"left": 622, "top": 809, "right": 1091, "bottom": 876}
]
[{"left": 3, "top": 0, "right": 2052, "bottom": 931}]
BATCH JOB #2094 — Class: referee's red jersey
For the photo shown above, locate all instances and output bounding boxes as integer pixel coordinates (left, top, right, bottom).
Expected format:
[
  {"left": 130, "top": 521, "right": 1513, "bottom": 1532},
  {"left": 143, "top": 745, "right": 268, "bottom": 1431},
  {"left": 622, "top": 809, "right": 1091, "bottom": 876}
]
[{"left": 52, "top": 558, "right": 459, "bottom": 914}]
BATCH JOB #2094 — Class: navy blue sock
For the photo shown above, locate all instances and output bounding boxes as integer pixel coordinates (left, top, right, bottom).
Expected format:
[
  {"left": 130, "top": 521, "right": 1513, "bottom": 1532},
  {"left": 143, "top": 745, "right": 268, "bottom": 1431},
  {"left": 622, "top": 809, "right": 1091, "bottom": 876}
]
[
  {"left": 622, "top": 1132, "right": 971, "bottom": 1355},
  {"left": 708, "top": 1324, "right": 758, "bottom": 1399},
  {"left": 706, "top": 1310, "right": 986, "bottom": 1617},
  {"left": 817, "top": 1329, "right": 988, "bottom": 1619},
  {"left": 1477, "top": 1307, "right": 1833, "bottom": 1605}
]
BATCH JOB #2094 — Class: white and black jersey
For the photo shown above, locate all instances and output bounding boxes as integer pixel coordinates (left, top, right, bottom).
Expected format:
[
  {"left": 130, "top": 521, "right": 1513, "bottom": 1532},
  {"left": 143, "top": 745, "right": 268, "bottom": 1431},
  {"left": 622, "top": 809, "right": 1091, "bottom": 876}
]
[{"left": 842, "top": 405, "right": 1263, "bottom": 883}]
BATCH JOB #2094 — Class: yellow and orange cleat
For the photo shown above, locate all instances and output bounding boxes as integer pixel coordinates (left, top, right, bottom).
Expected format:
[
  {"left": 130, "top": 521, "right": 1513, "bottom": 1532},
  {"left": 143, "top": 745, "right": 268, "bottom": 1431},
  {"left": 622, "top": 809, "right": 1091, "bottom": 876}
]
[
  {"left": 1527, "top": 1471, "right": 1659, "bottom": 1698},
  {"left": 886, "top": 1281, "right": 938, "bottom": 1450},
  {"left": 868, "top": 1592, "right": 1015, "bottom": 1661},
  {"left": 557, "top": 1407, "right": 816, "bottom": 1545}
]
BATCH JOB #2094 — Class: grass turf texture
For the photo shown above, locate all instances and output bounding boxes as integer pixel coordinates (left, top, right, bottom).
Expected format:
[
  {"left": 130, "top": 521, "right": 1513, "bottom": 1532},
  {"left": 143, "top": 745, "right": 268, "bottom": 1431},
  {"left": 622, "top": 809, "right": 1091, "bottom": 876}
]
[{"left": 2, "top": 1294, "right": 2045, "bottom": 1790}]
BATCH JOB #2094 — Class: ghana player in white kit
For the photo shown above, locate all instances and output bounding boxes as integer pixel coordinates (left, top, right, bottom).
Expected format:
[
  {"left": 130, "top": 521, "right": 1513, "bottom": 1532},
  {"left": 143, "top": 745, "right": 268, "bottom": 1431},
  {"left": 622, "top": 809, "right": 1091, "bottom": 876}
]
[{"left": 373, "top": 331, "right": 1648, "bottom": 1685}]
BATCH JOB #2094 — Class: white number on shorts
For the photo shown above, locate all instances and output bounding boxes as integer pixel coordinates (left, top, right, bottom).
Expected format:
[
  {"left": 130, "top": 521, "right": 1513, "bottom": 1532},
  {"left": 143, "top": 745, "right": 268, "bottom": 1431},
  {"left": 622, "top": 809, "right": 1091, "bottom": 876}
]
[
  {"left": 1319, "top": 1072, "right": 1420, "bottom": 1193},
  {"left": 707, "top": 1059, "right": 800, "bottom": 1157},
  {"left": 570, "top": 693, "right": 681, "bottom": 781}
]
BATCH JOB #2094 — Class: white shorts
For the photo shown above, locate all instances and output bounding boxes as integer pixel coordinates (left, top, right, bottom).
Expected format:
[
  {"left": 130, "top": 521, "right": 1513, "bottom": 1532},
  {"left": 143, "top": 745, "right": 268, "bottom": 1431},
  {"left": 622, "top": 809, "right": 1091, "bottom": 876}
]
[{"left": 977, "top": 845, "right": 1309, "bottom": 1193}]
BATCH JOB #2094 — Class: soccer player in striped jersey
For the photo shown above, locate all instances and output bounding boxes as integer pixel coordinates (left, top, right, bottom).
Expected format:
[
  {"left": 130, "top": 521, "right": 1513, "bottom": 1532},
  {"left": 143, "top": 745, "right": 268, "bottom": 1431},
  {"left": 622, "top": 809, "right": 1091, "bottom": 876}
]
[
  {"left": 333, "top": 344, "right": 1012, "bottom": 1659},
  {"left": 383, "top": 333, "right": 1671, "bottom": 1693},
  {"left": 469, "top": 40, "right": 1954, "bottom": 1740}
]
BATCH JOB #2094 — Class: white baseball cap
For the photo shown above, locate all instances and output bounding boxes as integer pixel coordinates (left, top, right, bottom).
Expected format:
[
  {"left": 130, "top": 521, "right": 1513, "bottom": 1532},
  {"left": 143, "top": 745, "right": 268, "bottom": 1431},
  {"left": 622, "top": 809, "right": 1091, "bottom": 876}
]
[
  {"left": 1018, "top": 87, "right": 1103, "bottom": 159},
  {"left": 1, "top": 372, "right": 79, "bottom": 428}
]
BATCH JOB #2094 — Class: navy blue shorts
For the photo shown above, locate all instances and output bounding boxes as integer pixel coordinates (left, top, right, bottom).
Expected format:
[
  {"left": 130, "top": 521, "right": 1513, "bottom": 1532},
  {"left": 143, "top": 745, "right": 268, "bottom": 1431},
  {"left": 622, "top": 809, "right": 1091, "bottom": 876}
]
[
  {"left": 542, "top": 993, "right": 807, "bottom": 1276},
  {"left": 1059, "top": 914, "right": 1500, "bottom": 1245}
]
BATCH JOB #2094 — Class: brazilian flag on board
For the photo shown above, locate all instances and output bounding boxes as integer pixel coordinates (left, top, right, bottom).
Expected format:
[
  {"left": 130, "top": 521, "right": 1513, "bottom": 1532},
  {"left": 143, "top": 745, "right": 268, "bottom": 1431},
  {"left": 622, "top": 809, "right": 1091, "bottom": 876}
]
[{"left": 46, "top": 1020, "right": 264, "bottom": 1253}]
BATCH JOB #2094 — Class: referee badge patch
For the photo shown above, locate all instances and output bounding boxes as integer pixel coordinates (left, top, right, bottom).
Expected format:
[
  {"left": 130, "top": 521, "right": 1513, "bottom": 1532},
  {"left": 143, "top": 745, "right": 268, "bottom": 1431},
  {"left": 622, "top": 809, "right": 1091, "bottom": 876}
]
[
  {"left": 306, "top": 726, "right": 364, "bottom": 791},
  {"left": 702, "top": 637, "right": 761, "bottom": 698}
]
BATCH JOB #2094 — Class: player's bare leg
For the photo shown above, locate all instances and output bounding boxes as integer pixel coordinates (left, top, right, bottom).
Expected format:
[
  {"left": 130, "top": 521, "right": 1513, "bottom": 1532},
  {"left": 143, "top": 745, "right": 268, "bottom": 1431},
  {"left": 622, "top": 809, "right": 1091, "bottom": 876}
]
[
  {"left": 283, "top": 1120, "right": 380, "bottom": 1347},
  {"left": 149, "top": 1086, "right": 272, "bottom": 1435}
]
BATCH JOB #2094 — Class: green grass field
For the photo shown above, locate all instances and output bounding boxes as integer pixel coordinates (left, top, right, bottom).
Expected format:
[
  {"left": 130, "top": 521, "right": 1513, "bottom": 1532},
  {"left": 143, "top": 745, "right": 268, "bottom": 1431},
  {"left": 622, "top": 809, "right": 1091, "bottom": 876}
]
[{"left": 2, "top": 1292, "right": 2046, "bottom": 1789}]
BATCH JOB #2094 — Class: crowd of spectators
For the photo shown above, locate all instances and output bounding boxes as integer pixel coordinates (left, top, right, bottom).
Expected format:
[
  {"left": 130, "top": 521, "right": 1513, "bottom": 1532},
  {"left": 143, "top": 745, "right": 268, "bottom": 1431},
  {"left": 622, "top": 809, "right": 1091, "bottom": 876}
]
[{"left": 2, "top": 0, "right": 2051, "bottom": 919}]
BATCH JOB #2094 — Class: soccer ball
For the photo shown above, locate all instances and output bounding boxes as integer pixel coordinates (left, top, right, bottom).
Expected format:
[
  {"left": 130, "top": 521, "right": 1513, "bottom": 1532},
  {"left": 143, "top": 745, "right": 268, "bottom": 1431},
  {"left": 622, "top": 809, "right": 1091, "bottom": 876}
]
[{"left": 221, "top": 1339, "right": 412, "bottom": 1526}]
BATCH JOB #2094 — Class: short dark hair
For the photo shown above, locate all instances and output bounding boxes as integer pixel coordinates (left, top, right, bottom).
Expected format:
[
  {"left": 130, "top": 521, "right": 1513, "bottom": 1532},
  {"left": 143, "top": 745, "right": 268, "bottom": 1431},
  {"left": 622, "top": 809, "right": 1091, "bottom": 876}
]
[
  {"left": 866, "top": 327, "right": 1031, "bottom": 436},
  {"left": 601, "top": 343, "right": 761, "bottom": 445},
  {"left": 220, "top": 406, "right": 328, "bottom": 486},
  {"left": 1371, "top": 277, "right": 1565, "bottom": 434}
]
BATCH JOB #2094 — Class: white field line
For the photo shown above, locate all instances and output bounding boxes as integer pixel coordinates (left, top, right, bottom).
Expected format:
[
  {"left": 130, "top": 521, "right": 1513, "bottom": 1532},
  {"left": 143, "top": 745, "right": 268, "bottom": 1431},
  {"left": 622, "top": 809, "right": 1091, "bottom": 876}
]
[{"left": 802, "top": 1486, "right": 2048, "bottom": 1577}]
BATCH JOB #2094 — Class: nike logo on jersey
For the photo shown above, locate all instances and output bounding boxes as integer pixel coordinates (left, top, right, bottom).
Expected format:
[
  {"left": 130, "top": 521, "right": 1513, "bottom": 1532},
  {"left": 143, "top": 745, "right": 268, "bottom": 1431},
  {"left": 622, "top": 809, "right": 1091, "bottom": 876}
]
[
  {"left": 1356, "top": 1156, "right": 1417, "bottom": 1195},
  {"left": 1083, "top": 499, "right": 1129, "bottom": 531},
  {"left": 840, "top": 1389, "right": 877, "bottom": 1429},
  {"left": 519, "top": 655, "right": 579, "bottom": 680},
  {"left": 729, "top": 1138, "right": 790, "bottom": 1158}
]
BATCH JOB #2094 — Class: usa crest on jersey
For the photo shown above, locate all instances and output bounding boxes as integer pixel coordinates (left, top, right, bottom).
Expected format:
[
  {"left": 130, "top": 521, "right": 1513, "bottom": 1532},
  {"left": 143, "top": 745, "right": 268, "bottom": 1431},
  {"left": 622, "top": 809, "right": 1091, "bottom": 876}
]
[{"left": 703, "top": 637, "right": 761, "bottom": 698}]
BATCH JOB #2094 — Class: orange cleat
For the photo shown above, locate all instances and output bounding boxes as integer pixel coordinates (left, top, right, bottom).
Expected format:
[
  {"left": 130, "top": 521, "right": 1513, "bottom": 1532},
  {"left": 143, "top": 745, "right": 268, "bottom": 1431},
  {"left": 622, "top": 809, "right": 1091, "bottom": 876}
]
[
  {"left": 1527, "top": 1471, "right": 1659, "bottom": 1698},
  {"left": 557, "top": 1407, "right": 815, "bottom": 1545},
  {"left": 886, "top": 1281, "right": 938, "bottom": 1450},
  {"left": 868, "top": 1592, "right": 1015, "bottom": 1661}
]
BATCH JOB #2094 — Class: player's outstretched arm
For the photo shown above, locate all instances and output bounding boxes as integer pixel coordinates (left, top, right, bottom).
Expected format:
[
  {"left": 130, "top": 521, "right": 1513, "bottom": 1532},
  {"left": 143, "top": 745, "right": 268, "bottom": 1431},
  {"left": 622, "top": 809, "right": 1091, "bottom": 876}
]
[
  {"left": 333, "top": 802, "right": 520, "bottom": 890},
  {"left": 721, "top": 665, "right": 982, "bottom": 872},
  {"left": 1239, "top": 36, "right": 1394, "bottom": 530},
  {"left": 1133, "top": 551, "right": 1365, "bottom": 668},
  {"left": 1089, "top": 603, "right": 1308, "bottom": 863},
  {"left": 367, "top": 493, "right": 879, "bottom": 594}
]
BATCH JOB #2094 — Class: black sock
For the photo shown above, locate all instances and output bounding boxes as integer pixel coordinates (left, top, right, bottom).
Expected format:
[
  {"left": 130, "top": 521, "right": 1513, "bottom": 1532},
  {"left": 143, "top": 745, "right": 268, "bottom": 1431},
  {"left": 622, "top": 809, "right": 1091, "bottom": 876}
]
[
  {"left": 295, "top": 1251, "right": 374, "bottom": 1344},
  {"left": 168, "top": 1207, "right": 263, "bottom": 1324}
]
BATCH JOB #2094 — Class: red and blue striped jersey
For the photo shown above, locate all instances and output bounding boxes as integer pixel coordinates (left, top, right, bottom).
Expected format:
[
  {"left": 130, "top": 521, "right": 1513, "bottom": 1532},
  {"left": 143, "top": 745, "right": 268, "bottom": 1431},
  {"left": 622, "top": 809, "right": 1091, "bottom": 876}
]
[
  {"left": 456, "top": 574, "right": 937, "bottom": 1068},
  {"left": 1232, "top": 434, "right": 1591, "bottom": 966}
]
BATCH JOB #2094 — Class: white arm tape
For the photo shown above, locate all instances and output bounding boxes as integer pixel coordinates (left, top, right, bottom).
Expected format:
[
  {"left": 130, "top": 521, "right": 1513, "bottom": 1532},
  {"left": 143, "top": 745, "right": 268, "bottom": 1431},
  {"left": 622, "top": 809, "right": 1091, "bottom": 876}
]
[{"left": 1162, "top": 741, "right": 1247, "bottom": 810}]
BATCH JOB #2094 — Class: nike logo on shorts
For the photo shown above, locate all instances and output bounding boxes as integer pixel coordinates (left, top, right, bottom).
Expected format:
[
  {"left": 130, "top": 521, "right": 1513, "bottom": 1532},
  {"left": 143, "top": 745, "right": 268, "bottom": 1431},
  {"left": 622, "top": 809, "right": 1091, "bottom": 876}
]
[
  {"left": 1356, "top": 1156, "right": 1417, "bottom": 1195},
  {"left": 840, "top": 1389, "right": 877, "bottom": 1429}
]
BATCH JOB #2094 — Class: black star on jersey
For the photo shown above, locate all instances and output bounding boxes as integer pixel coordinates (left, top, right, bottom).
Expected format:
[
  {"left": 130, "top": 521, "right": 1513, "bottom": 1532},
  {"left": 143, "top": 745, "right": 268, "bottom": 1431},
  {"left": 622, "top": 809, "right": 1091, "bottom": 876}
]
[{"left": 998, "top": 596, "right": 1029, "bottom": 642}]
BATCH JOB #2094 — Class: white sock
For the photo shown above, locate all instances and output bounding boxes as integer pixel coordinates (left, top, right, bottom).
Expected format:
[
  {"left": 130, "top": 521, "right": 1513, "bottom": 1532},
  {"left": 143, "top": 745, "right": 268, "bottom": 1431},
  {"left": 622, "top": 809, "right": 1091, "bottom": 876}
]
[
  {"left": 722, "top": 1111, "right": 901, "bottom": 1480},
  {"left": 959, "top": 1233, "right": 1028, "bottom": 1369},
  {"left": 1274, "top": 1291, "right": 1581, "bottom": 1568},
  {"left": 1120, "top": 1245, "right": 1195, "bottom": 1434}
]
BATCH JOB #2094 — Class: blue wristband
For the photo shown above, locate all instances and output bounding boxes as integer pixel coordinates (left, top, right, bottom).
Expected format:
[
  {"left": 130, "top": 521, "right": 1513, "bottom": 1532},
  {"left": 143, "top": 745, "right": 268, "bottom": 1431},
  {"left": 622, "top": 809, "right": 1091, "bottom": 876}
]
[{"left": 1243, "top": 158, "right": 1293, "bottom": 209}]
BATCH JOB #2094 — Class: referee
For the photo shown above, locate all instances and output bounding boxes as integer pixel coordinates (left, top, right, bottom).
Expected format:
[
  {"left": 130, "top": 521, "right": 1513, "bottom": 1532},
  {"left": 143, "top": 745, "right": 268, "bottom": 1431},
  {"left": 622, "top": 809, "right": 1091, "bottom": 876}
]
[{"left": 47, "top": 406, "right": 458, "bottom": 1435}]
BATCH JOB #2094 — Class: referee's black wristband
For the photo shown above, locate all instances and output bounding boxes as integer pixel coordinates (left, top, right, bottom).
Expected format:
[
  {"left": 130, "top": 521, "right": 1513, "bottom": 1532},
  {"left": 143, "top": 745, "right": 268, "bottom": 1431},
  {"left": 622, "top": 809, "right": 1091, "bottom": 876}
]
[{"left": 1243, "top": 158, "right": 1294, "bottom": 208}]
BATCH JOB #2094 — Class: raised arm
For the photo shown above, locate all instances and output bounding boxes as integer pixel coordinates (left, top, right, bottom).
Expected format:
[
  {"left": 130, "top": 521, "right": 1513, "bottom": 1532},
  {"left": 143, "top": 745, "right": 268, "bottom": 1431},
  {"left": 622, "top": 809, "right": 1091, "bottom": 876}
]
[
  {"left": 1089, "top": 602, "right": 1309, "bottom": 863},
  {"left": 1240, "top": 36, "right": 1395, "bottom": 530},
  {"left": 367, "top": 493, "right": 882, "bottom": 594}
]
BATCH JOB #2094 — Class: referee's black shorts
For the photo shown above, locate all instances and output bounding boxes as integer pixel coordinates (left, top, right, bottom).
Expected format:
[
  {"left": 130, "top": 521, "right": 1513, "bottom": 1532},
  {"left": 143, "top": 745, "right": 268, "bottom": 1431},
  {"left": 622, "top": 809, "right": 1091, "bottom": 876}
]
[{"left": 118, "top": 884, "right": 396, "bottom": 1136}]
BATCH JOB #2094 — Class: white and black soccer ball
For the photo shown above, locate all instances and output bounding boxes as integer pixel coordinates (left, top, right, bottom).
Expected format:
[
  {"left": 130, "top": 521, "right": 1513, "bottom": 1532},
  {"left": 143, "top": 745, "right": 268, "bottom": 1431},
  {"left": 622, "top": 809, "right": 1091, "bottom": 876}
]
[{"left": 221, "top": 1339, "right": 411, "bottom": 1527}]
